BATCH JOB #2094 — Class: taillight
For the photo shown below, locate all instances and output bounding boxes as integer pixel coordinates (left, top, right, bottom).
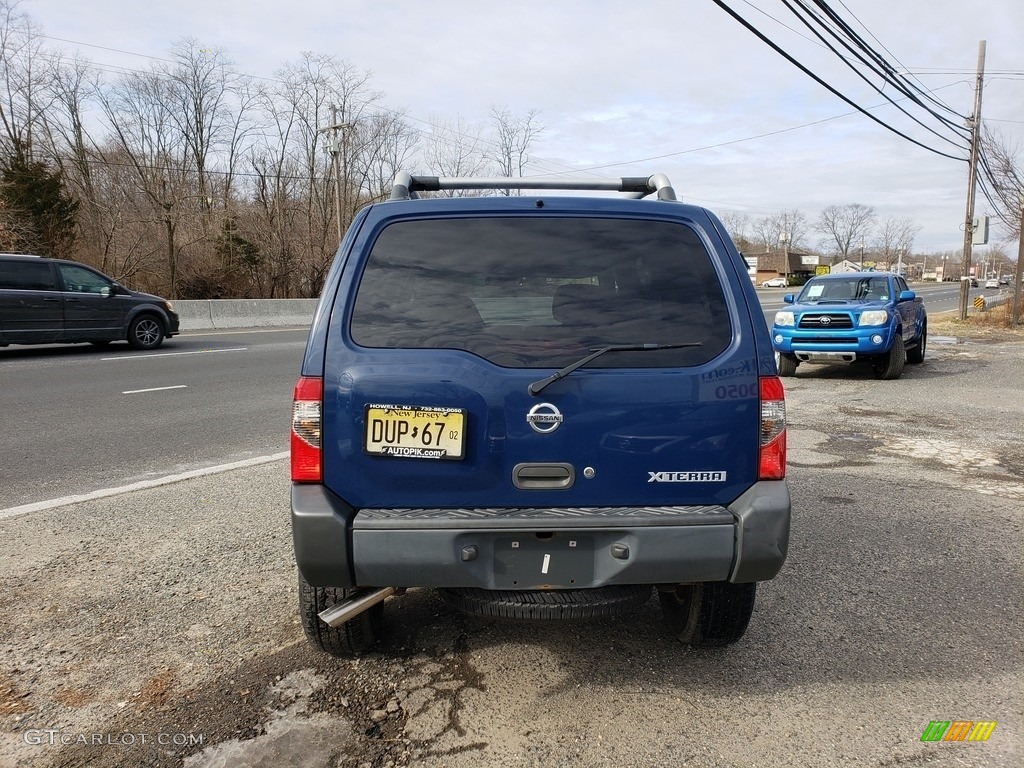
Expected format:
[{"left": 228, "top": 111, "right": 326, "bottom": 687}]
[
  {"left": 291, "top": 376, "right": 322, "bottom": 482},
  {"left": 758, "top": 376, "right": 786, "bottom": 480}
]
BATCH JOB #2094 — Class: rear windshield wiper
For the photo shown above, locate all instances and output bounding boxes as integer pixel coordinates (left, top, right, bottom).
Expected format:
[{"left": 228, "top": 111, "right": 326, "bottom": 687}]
[{"left": 528, "top": 342, "right": 702, "bottom": 396}]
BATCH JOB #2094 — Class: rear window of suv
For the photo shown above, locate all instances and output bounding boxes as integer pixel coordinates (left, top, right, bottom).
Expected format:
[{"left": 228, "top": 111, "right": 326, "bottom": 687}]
[{"left": 350, "top": 216, "right": 732, "bottom": 368}]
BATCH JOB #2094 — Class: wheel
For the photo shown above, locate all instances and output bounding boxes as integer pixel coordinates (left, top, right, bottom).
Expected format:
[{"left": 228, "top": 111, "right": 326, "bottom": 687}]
[
  {"left": 298, "top": 572, "right": 383, "bottom": 657},
  {"left": 659, "top": 581, "right": 756, "bottom": 647},
  {"left": 439, "top": 585, "right": 652, "bottom": 621},
  {"left": 906, "top": 324, "right": 927, "bottom": 364},
  {"left": 127, "top": 314, "right": 165, "bottom": 350},
  {"left": 872, "top": 334, "right": 905, "bottom": 380},
  {"left": 775, "top": 351, "right": 798, "bottom": 377}
]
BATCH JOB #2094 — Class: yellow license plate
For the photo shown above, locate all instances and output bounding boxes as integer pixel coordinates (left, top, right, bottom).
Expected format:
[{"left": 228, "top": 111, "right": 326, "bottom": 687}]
[{"left": 364, "top": 405, "right": 466, "bottom": 460}]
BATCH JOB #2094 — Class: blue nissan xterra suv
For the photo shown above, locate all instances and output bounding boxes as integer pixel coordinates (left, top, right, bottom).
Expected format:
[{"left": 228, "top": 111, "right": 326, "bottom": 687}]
[
  {"left": 291, "top": 173, "right": 791, "bottom": 656},
  {"left": 771, "top": 271, "right": 927, "bottom": 380}
]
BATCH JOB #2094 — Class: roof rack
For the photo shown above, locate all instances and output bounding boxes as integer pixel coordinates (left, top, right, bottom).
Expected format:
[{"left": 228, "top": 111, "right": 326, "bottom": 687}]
[{"left": 389, "top": 172, "right": 677, "bottom": 202}]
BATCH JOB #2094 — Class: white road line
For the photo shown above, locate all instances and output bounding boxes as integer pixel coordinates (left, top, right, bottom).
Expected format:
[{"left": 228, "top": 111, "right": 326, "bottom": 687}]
[
  {"left": 182, "top": 328, "right": 308, "bottom": 337},
  {"left": 0, "top": 452, "right": 289, "bottom": 521},
  {"left": 102, "top": 347, "right": 247, "bottom": 361},
  {"left": 122, "top": 385, "right": 188, "bottom": 395}
]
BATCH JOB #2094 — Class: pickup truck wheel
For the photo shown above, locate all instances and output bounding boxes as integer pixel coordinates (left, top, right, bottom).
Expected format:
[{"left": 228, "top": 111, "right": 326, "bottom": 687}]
[
  {"left": 298, "top": 572, "right": 383, "bottom": 657},
  {"left": 873, "top": 334, "right": 905, "bottom": 380},
  {"left": 659, "top": 581, "right": 756, "bottom": 647},
  {"left": 775, "top": 352, "right": 798, "bottom": 377},
  {"left": 906, "top": 325, "right": 927, "bottom": 364}
]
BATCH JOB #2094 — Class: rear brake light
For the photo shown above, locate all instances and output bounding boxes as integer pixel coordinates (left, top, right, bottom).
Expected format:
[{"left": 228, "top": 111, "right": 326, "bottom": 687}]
[
  {"left": 758, "top": 376, "right": 786, "bottom": 480},
  {"left": 291, "top": 376, "right": 322, "bottom": 482}
]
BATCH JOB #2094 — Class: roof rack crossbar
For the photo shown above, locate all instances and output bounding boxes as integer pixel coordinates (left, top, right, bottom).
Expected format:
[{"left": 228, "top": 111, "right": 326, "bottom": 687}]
[{"left": 389, "top": 173, "right": 677, "bottom": 202}]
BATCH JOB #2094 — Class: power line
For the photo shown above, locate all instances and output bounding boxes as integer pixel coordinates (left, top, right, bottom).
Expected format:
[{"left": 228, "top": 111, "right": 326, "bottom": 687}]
[
  {"left": 784, "top": 0, "right": 970, "bottom": 140},
  {"left": 712, "top": 0, "right": 968, "bottom": 162}
]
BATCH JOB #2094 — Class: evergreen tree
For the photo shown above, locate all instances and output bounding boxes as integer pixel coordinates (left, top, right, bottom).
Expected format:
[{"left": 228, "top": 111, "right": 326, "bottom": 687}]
[{"left": 0, "top": 155, "right": 79, "bottom": 256}]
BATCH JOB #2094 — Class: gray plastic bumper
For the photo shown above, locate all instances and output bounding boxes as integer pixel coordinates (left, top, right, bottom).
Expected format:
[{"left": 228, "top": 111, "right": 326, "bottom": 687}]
[
  {"left": 291, "top": 480, "right": 791, "bottom": 589},
  {"left": 727, "top": 480, "right": 791, "bottom": 582}
]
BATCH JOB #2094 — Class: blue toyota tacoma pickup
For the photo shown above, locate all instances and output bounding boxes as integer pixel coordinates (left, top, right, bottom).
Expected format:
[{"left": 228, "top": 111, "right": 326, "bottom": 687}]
[
  {"left": 771, "top": 271, "right": 927, "bottom": 380},
  {"left": 291, "top": 173, "right": 791, "bottom": 656}
]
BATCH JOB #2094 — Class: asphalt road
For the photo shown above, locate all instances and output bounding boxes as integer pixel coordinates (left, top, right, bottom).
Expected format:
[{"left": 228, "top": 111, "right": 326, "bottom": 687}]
[
  {"left": 0, "top": 326, "right": 1020, "bottom": 767},
  {"left": 0, "top": 328, "right": 310, "bottom": 510}
]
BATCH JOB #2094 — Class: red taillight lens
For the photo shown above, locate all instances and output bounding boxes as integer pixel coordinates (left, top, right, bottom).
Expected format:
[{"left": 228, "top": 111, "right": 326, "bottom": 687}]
[
  {"left": 291, "top": 376, "right": 322, "bottom": 482},
  {"left": 758, "top": 376, "right": 786, "bottom": 480}
]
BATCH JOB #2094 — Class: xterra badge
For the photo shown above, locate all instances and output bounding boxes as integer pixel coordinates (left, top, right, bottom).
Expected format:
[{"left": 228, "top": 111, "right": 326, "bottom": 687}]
[{"left": 648, "top": 471, "right": 728, "bottom": 483}]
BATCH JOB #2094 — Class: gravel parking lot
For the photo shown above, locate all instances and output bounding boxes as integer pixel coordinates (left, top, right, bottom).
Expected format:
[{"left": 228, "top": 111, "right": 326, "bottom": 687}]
[{"left": 1, "top": 336, "right": 1021, "bottom": 768}]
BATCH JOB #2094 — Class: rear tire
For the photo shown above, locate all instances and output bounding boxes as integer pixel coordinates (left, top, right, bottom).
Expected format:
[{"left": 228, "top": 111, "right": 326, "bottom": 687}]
[
  {"left": 906, "top": 325, "right": 926, "bottom": 364},
  {"left": 298, "top": 572, "right": 383, "bottom": 657},
  {"left": 440, "top": 585, "right": 652, "bottom": 621},
  {"left": 659, "top": 581, "right": 756, "bottom": 647},
  {"left": 775, "top": 351, "right": 798, "bottom": 377},
  {"left": 873, "top": 334, "right": 905, "bottom": 380}
]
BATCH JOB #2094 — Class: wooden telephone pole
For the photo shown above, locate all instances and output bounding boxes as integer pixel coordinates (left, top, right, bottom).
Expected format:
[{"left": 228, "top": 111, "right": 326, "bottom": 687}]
[{"left": 958, "top": 41, "right": 986, "bottom": 320}]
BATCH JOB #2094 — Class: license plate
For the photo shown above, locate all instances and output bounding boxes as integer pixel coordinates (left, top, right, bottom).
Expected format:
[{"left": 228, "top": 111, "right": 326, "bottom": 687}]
[{"left": 364, "top": 404, "right": 466, "bottom": 460}]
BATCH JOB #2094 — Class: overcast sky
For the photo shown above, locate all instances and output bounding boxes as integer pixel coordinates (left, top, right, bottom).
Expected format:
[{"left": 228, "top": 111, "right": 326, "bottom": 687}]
[{"left": 24, "top": 0, "right": 1024, "bottom": 255}]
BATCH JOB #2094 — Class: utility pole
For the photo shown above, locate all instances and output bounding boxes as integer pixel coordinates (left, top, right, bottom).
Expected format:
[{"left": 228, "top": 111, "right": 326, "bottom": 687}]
[
  {"left": 958, "top": 41, "right": 986, "bottom": 320},
  {"left": 318, "top": 105, "right": 349, "bottom": 244},
  {"left": 1013, "top": 198, "right": 1024, "bottom": 326},
  {"left": 780, "top": 232, "right": 790, "bottom": 279}
]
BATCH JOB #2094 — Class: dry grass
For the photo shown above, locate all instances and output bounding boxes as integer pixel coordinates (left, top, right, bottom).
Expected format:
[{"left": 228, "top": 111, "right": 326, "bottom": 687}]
[{"left": 929, "top": 300, "right": 1024, "bottom": 342}]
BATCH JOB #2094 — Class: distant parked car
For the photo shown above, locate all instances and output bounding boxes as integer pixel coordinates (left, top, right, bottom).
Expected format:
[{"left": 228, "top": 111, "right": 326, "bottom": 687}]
[
  {"left": 961, "top": 277, "right": 979, "bottom": 288},
  {"left": 985, "top": 278, "right": 999, "bottom": 289},
  {"left": 761, "top": 277, "right": 788, "bottom": 288}
]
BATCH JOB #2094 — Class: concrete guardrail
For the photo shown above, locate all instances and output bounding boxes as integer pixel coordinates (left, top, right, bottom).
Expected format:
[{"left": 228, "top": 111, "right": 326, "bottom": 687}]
[{"left": 174, "top": 299, "right": 317, "bottom": 331}]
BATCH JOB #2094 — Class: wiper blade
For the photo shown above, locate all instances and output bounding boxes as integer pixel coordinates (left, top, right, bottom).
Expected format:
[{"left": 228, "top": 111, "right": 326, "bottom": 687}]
[{"left": 528, "top": 342, "right": 702, "bottom": 396}]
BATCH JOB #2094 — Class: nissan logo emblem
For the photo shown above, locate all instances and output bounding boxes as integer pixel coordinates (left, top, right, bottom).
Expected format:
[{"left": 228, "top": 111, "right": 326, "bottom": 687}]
[{"left": 527, "top": 403, "right": 563, "bottom": 434}]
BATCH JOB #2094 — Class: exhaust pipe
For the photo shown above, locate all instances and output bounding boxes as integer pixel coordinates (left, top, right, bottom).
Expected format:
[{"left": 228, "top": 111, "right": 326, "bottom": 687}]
[{"left": 318, "top": 587, "right": 398, "bottom": 627}]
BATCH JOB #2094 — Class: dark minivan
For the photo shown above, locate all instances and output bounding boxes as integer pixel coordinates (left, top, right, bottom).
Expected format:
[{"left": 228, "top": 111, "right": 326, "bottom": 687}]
[{"left": 0, "top": 254, "right": 179, "bottom": 350}]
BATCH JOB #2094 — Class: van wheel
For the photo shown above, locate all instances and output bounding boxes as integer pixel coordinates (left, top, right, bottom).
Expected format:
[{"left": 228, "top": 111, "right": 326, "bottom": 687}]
[
  {"left": 872, "top": 334, "right": 905, "bottom": 380},
  {"left": 906, "top": 325, "right": 926, "bottom": 364},
  {"left": 660, "top": 582, "right": 756, "bottom": 646},
  {"left": 298, "top": 572, "right": 383, "bottom": 657},
  {"left": 775, "top": 352, "right": 798, "bottom": 377},
  {"left": 127, "top": 315, "right": 165, "bottom": 350}
]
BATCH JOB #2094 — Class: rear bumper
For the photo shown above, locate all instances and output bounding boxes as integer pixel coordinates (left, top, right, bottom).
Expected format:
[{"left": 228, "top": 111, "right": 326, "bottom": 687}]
[{"left": 292, "top": 481, "right": 790, "bottom": 588}]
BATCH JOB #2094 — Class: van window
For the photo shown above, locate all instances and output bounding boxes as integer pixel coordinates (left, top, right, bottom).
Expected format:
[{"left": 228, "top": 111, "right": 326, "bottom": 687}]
[
  {"left": 350, "top": 217, "right": 731, "bottom": 368},
  {"left": 58, "top": 264, "right": 113, "bottom": 294},
  {"left": 0, "top": 260, "right": 58, "bottom": 291}
]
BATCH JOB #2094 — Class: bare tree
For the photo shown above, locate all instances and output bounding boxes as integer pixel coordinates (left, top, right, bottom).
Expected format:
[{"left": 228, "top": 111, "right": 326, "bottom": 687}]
[
  {"left": 718, "top": 211, "right": 752, "bottom": 251},
  {"left": 163, "top": 39, "right": 257, "bottom": 212},
  {"left": 752, "top": 209, "right": 809, "bottom": 252},
  {"left": 816, "top": 203, "right": 877, "bottom": 262},
  {"left": 425, "top": 114, "right": 488, "bottom": 196},
  {"left": 490, "top": 106, "right": 543, "bottom": 194},
  {"left": 0, "top": 0, "right": 55, "bottom": 161},
  {"left": 873, "top": 216, "right": 921, "bottom": 270},
  {"left": 95, "top": 68, "right": 199, "bottom": 298},
  {"left": 982, "top": 126, "right": 1023, "bottom": 241}
]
